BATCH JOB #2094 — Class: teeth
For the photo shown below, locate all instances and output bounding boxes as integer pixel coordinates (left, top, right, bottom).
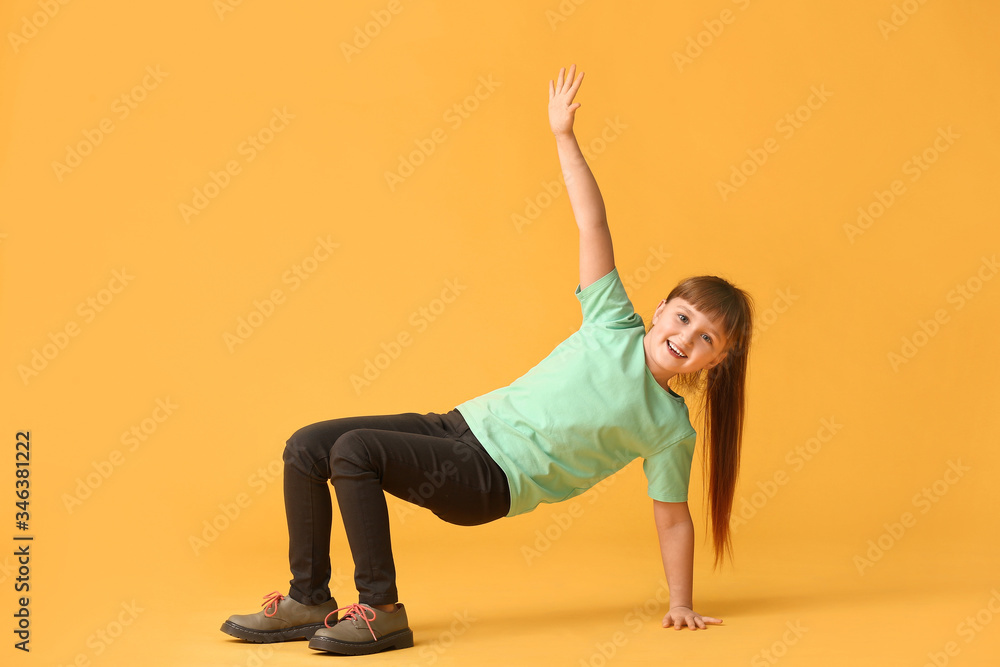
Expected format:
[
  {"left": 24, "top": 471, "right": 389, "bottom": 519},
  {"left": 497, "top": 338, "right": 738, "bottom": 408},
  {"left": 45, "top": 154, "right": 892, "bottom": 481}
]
[{"left": 668, "top": 340, "right": 686, "bottom": 357}]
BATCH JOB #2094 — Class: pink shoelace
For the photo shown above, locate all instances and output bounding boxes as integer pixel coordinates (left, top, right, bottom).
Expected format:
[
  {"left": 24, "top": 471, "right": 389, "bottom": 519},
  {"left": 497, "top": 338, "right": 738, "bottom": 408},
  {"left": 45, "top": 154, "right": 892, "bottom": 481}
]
[
  {"left": 261, "top": 591, "right": 285, "bottom": 618},
  {"left": 325, "top": 603, "right": 379, "bottom": 641}
]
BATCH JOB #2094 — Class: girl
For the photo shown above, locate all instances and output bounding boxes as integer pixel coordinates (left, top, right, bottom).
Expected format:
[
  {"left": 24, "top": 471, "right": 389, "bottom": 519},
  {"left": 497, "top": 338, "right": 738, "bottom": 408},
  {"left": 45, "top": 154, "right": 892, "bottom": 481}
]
[{"left": 220, "top": 64, "right": 754, "bottom": 656}]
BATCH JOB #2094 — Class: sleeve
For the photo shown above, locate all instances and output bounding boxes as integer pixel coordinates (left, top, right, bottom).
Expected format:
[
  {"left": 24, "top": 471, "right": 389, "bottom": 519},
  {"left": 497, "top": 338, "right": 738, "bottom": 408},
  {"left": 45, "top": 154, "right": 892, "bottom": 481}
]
[
  {"left": 642, "top": 433, "right": 696, "bottom": 502},
  {"left": 574, "top": 266, "right": 642, "bottom": 328}
]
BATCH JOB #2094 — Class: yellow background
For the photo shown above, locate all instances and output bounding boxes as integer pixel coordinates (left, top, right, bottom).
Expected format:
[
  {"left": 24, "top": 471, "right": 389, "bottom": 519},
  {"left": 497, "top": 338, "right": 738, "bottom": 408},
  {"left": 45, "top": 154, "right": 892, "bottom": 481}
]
[{"left": 2, "top": 1, "right": 999, "bottom": 665}]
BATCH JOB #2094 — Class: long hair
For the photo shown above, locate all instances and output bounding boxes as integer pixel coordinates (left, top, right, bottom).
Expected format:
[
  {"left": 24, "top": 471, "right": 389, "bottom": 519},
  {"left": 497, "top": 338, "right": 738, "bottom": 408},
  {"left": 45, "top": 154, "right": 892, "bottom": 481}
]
[{"left": 647, "top": 275, "right": 754, "bottom": 570}]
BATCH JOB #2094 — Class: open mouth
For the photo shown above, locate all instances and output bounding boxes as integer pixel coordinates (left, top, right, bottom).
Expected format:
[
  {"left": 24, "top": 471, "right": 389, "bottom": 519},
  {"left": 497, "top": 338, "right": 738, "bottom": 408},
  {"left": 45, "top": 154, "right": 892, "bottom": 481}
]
[{"left": 667, "top": 340, "right": 686, "bottom": 358}]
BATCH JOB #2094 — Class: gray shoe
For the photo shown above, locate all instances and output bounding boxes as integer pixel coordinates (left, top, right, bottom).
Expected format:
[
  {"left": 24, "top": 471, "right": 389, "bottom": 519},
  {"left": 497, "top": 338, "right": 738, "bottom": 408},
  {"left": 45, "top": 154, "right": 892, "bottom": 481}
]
[
  {"left": 220, "top": 591, "right": 340, "bottom": 643},
  {"left": 308, "top": 602, "right": 413, "bottom": 655}
]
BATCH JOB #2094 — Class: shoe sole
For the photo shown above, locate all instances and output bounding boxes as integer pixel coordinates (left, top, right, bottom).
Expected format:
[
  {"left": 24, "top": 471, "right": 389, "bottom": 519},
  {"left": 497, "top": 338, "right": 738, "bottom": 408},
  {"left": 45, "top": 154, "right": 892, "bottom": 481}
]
[
  {"left": 308, "top": 628, "right": 414, "bottom": 655},
  {"left": 220, "top": 620, "right": 328, "bottom": 643}
]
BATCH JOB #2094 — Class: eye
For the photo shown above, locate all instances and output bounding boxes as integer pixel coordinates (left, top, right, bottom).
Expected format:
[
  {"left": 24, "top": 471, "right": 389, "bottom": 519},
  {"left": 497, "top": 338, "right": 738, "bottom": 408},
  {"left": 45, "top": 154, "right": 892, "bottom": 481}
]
[{"left": 678, "top": 312, "right": 713, "bottom": 344}]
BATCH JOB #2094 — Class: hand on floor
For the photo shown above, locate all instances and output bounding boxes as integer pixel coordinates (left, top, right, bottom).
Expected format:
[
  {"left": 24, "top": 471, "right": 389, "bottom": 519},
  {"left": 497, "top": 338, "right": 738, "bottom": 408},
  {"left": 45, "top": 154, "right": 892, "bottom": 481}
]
[{"left": 662, "top": 606, "right": 723, "bottom": 630}]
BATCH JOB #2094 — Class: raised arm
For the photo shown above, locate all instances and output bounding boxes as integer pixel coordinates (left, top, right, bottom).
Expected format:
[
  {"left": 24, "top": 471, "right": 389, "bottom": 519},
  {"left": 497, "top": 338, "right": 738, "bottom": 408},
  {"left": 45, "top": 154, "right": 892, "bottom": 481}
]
[
  {"left": 653, "top": 499, "right": 723, "bottom": 630},
  {"left": 548, "top": 64, "right": 615, "bottom": 291}
]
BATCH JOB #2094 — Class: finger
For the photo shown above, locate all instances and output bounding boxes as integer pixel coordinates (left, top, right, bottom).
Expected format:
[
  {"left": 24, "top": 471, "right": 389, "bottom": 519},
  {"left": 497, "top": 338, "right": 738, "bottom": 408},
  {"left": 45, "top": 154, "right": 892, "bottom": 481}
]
[
  {"left": 549, "top": 80, "right": 554, "bottom": 100},
  {"left": 569, "top": 65, "right": 583, "bottom": 99},
  {"left": 556, "top": 67, "right": 565, "bottom": 91},
  {"left": 701, "top": 616, "right": 723, "bottom": 624}
]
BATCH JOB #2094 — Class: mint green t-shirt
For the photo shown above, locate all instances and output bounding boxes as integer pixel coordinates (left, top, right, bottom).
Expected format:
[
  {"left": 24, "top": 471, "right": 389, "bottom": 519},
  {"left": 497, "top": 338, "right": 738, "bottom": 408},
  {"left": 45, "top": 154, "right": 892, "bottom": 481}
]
[{"left": 455, "top": 266, "right": 698, "bottom": 518}]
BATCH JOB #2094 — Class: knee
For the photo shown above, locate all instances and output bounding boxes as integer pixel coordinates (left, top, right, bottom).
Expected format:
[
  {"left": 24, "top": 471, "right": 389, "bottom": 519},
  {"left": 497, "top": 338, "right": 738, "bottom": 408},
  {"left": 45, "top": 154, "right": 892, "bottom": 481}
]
[
  {"left": 329, "top": 430, "right": 372, "bottom": 478},
  {"left": 284, "top": 423, "right": 330, "bottom": 480}
]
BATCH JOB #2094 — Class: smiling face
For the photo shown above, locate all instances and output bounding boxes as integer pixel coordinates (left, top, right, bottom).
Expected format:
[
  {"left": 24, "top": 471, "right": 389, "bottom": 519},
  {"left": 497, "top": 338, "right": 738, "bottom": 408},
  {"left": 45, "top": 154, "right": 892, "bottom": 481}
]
[{"left": 643, "top": 297, "right": 730, "bottom": 389}]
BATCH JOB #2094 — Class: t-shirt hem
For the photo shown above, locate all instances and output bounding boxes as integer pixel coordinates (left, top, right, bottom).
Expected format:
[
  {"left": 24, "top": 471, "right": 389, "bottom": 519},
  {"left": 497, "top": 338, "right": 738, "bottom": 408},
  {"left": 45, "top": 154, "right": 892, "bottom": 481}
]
[
  {"left": 575, "top": 266, "right": 620, "bottom": 303},
  {"left": 454, "top": 405, "right": 521, "bottom": 517},
  {"left": 649, "top": 494, "right": 689, "bottom": 503}
]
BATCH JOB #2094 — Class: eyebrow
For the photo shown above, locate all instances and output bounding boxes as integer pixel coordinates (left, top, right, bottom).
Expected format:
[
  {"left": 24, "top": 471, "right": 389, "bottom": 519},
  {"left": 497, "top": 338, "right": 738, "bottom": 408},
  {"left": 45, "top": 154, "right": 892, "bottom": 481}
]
[{"left": 676, "top": 305, "right": 723, "bottom": 342}]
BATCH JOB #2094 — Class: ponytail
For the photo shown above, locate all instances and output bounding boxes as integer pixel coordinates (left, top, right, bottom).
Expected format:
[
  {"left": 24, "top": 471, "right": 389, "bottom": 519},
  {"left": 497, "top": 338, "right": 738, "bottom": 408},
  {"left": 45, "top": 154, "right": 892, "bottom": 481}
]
[{"left": 654, "top": 276, "right": 754, "bottom": 569}]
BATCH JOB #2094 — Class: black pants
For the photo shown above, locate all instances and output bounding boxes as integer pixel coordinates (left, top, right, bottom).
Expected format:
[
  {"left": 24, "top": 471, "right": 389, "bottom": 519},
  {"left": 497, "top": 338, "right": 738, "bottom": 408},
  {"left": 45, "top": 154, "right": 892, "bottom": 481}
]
[{"left": 282, "top": 408, "right": 511, "bottom": 607}]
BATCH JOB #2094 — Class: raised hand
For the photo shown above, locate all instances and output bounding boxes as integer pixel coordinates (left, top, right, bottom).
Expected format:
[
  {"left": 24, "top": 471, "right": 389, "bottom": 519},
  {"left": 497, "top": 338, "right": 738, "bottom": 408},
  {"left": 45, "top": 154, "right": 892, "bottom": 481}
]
[{"left": 548, "top": 64, "right": 584, "bottom": 137}]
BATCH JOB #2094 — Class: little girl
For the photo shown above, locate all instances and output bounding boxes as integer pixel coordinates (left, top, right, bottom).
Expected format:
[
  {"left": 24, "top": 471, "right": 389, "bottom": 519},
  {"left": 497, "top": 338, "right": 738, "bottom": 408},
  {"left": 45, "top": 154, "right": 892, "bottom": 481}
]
[{"left": 221, "top": 64, "right": 754, "bottom": 656}]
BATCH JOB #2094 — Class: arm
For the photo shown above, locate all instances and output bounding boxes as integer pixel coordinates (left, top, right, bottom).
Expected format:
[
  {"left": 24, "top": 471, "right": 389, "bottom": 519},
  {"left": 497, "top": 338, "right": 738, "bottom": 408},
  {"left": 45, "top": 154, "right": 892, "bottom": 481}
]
[
  {"left": 653, "top": 500, "right": 723, "bottom": 630},
  {"left": 548, "top": 64, "right": 615, "bottom": 291}
]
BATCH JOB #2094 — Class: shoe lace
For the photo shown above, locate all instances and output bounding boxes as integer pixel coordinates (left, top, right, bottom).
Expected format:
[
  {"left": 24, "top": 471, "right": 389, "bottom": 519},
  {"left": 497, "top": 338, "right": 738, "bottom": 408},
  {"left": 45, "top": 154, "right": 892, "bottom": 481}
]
[
  {"left": 324, "top": 603, "right": 378, "bottom": 641},
  {"left": 261, "top": 591, "right": 285, "bottom": 618}
]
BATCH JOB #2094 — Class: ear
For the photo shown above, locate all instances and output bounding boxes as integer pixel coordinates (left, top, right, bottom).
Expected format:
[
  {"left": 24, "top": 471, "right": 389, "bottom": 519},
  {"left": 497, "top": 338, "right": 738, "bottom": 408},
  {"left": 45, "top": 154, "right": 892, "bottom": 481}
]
[
  {"left": 706, "top": 350, "right": 728, "bottom": 370},
  {"left": 652, "top": 298, "right": 669, "bottom": 325}
]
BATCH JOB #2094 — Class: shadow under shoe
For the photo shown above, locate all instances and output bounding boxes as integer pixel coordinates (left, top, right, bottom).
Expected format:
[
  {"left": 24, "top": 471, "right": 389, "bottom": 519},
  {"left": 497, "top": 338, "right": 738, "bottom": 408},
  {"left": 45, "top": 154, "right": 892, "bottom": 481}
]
[
  {"left": 221, "top": 591, "right": 340, "bottom": 643},
  {"left": 309, "top": 602, "right": 414, "bottom": 655}
]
